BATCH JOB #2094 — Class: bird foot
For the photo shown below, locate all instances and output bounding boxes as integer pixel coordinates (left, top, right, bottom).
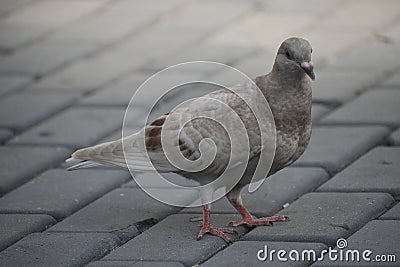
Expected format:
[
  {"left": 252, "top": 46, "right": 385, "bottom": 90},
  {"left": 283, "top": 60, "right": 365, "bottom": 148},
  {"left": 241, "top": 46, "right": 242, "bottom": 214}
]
[
  {"left": 197, "top": 222, "right": 237, "bottom": 243},
  {"left": 229, "top": 215, "right": 288, "bottom": 227}
]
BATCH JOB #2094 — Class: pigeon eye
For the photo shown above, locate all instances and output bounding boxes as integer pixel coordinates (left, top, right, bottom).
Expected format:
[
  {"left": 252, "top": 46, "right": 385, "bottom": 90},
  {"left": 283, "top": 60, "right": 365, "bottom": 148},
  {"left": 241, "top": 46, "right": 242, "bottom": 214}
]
[
  {"left": 311, "top": 49, "right": 313, "bottom": 54},
  {"left": 285, "top": 51, "right": 291, "bottom": 59}
]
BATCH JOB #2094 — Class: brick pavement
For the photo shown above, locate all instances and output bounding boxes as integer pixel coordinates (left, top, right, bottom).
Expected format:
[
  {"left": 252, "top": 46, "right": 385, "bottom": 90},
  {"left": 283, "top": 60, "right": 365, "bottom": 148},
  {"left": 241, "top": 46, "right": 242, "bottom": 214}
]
[{"left": 0, "top": 0, "right": 399, "bottom": 266}]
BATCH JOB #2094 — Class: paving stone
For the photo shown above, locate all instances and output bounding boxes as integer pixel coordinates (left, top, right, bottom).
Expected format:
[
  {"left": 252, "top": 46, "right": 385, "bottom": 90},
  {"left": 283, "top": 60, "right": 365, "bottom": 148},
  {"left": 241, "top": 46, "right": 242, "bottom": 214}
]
[
  {"left": 97, "top": 0, "right": 252, "bottom": 76},
  {"left": 263, "top": 0, "right": 343, "bottom": 14},
  {"left": 202, "top": 241, "right": 327, "bottom": 267},
  {"left": 329, "top": 38, "right": 400, "bottom": 74},
  {"left": 0, "top": 0, "right": 105, "bottom": 49},
  {"left": 293, "top": 126, "right": 390, "bottom": 175},
  {"left": 389, "top": 128, "right": 400, "bottom": 145},
  {"left": 0, "top": 214, "right": 56, "bottom": 251},
  {"left": 301, "top": 26, "right": 369, "bottom": 65},
  {"left": 0, "top": 24, "right": 46, "bottom": 50},
  {"left": 317, "top": 147, "right": 400, "bottom": 199},
  {"left": 0, "top": 0, "right": 33, "bottom": 17},
  {"left": 1, "top": 1, "right": 105, "bottom": 28},
  {"left": 0, "top": 92, "right": 78, "bottom": 132},
  {"left": 312, "top": 69, "right": 377, "bottom": 105},
  {"left": 380, "top": 203, "right": 400, "bottom": 220},
  {"left": 103, "top": 213, "right": 249, "bottom": 266},
  {"left": 0, "top": 232, "right": 120, "bottom": 267},
  {"left": 0, "top": 145, "right": 71, "bottom": 195},
  {"left": 0, "top": 74, "right": 31, "bottom": 97},
  {"left": 227, "top": 49, "right": 275, "bottom": 78},
  {"left": 208, "top": 11, "right": 312, "bottom": 49},
  {"left": 87, "top": 261, "right": 137, "bottom": 267},
  {"left": 321, "top": 90, "right": 400, "bottom": 129},
  {"left": 10, "top": 106, "right": 125, "bottom": 149},
  {"left": 28, "top": 50, "right": 144, "bottom": 92},
  {"left": 88, "top": 261, "right": 184, "bottom": 267},
  {"left": 181, "top": 167, "right": 329, "bottom": 217},
  {"left": 0, "top": 169, "right": 130, "bottom": 220},
  {"left": 312, "top": 104, "right": 331, "bottom": 122},
  {"left": 318, "top": 0, "right": 399, "bottom": 29},
  {"left": 80, "top": 73, "right": 148, "bottom": 106},
  {"left": 80, "top": 71, "right": 212, "bottom": 109},
  {"left": 242, "top": 192, "right": 394, "bottom": 245},
  {"left": 123, "top": 172, "right": 200, "bottom": 188},
  {"left": 144, "top": 43, "right": 257, "bottom": 72},
  {"left": 380, "top": 72, "right": 400, "bottom": 89},
  {"left": 48, "top": 188, "right": 196, "bottom": 241},
  {"left": 313, "top": 220, "right": 400, "bottom": 266},
  {"left": 0, "top": 40, "right": 98, "bottom": 76},
  {"left": 0, "top": 128, "right": 12, "bottom": 144},
  {"left": 50, "top": 0, "right": 184, "bottom": 44}
]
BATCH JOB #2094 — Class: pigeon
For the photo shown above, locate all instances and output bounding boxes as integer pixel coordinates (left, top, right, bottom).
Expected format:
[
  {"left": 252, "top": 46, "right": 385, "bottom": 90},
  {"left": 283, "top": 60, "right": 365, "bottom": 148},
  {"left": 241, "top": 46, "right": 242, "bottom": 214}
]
[{"left": 67, "top": 37, "right": 315, "bottom": 243}]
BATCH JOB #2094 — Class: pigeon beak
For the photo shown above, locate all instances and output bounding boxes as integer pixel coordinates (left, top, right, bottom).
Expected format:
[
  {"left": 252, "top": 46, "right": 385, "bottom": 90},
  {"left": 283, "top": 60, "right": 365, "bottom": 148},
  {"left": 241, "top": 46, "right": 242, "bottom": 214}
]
[{"left": 301, "top": 62, "right": 315, "bottom": 80}]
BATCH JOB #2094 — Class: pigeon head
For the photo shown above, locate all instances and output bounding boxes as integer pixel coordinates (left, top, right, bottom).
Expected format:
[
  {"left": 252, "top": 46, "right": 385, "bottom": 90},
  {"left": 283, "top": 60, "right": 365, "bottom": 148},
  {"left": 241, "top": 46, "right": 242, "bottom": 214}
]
[{"left": 275, "top": 37, "right": 315, "bottom": 80}]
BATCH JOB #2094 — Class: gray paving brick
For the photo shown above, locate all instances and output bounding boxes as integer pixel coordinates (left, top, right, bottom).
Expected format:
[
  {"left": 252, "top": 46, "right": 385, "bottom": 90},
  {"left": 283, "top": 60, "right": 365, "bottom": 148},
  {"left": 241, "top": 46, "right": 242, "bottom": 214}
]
[
  {"left": 10, "top": 107, "right": 125, "bottom": 149},
  {"left": 312, "top": 103, "right": 331, "bottom": 122},
  {"left": 0, "top": 145, "right": 71, "bottom": 195},
  {"left": 321, "top": 90, "right": 400, "bottom": 129},
  {"left": 313, "top": 220, "right": 400, "bottom": 266},
  {"left": 0, "top": 128, "right": 12, "bottom": 144},
  {"left": 389, "top": 128, "right": 400, "bottom": 145},
  {"left": 0, "top": 24, "right": 49, "bottom": 51},
  {"left": 318, "top": 1, "right": 399, "bottom": 30},
  {"left": 231, "top": 49, "right": 275, "bottom": 78},
  {"left": 122, "top": 172, "right": 200, "bottom": 188},
  {"left": 330, "top": 39, "right": 400, "bottom": 74},
  {"left": 0, "top": 0, "right": 33, "bottom": 17},
  {"left": 0, "top": 214, "right": 55, "bottom": 251},
  {"left": 258, "top": 0, "right": 342, "bottom": 15},
  {"left": 0, "top": 92, "right": 78, "bottom": 132},
  {"left": 48, "top": 188, "right": 196, "bottom": 241},
  {"left": 0, "top": 40, "right": 98, "bottom": 75},
  {"left": 0, "top": 1, "right": 105, "bottom": 49},
  {"left": 0, "top": 169, "right": 130, "bottom": 220},
  {"left": 312, "top": 69, "right": 377, "bottom": 105},
  {"left": 50, "top": 0, "right": 184, "bottom": 44},
  {"left": 380, "top": 203, "right": 400, "bottom": 220},
  {"left": 28, "top": 50, "right": 144, "bottom": 92},
  {"left": 79, "top": 71, "right": 212, "bottom": 109},
  {"left": 202, "top": 241, "right": 327, "bottom": 267},
  {"left": 80, "top": 73, "right": 147, "bottom": 106},
  {"left": 242, "top": 192, "right": 394, "bottom": 245},
  {"left": 112, "top": 0, "right": 252, "bottom": 63},
  {"left": 0, "top": 74, "right": 31, "bottom": 97},
  {"left": 87, "top": 261, "right": 137, "bottom": 267},
  {"left": 380, "top": 72, "right": 400, "bottom": 89},
  {"left": 317, "top": 147, "right": 400, "bottom": 199},
  {"left": 103, "top": 213, "right": 249, "bottom": 266},
  {"left": 1, "top": 1, "right": 105, "bottom": 29},
  {"left": 88, "top": 261, "right": 184, "bottom": 267},
  {"left": 181, "top": 167, "right": 329, "bottom": 216},
  {"left": 0, "top": 232, "right": 120, "bottom": 267},
  {"left": 293, "top": 126, "right": 390, "bottom": 175},
  {"left": 144, "top": 43, "right": 257, "bottom": 73}
]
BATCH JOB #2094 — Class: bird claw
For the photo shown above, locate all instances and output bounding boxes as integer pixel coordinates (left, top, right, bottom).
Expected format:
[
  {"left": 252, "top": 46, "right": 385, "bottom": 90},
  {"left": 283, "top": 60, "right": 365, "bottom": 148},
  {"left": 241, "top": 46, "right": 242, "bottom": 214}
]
[
  {"left": 197, "top": 223, "right": 237, "bottom": 243},
  {"left": 229, "top": 215, "right": 288, "bottom": 227}
]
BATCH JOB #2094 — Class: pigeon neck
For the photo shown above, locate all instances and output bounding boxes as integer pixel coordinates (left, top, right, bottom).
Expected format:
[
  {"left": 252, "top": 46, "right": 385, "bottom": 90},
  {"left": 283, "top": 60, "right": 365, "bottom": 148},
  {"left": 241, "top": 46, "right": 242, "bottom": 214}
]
[{"left": 271, "top": 62, "right": 306, "bottom": 85}]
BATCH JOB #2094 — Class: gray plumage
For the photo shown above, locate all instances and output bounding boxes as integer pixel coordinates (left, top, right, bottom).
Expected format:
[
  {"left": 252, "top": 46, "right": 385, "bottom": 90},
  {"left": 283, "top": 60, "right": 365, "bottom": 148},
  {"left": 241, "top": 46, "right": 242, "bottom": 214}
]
[{"left": 67, "top": 37, "right": 315, "bottom": 242}]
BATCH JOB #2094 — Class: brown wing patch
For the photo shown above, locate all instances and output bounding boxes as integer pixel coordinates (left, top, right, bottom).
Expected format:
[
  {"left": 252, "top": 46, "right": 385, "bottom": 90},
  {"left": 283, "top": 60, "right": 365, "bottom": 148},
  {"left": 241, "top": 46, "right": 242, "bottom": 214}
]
[
  {"left": 145, "top": 115, "right": 166, "bottom": 151},
  {"left": 145, "top": 114, "right": 196, "bottom": 159}
]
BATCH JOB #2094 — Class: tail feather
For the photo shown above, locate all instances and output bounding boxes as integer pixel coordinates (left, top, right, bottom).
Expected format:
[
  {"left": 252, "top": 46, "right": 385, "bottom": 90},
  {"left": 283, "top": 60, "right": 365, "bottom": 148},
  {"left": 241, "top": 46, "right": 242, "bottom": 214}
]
[
  {"left": 67, "top": 159, "right": 102, "bottom": 171},
  {"left": 66, "top": 131, "right": 174, "bottom": 172}
]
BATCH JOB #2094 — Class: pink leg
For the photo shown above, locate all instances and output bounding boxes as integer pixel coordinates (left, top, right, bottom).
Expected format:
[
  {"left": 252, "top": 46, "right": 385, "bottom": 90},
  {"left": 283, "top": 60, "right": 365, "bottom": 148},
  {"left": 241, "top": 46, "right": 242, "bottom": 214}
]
[
  {"left": 228, "top": 197, "right": 287, "bottom": 227},
  {"left": 197, "top": 205, "right": 237, "bottom": 243}
]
